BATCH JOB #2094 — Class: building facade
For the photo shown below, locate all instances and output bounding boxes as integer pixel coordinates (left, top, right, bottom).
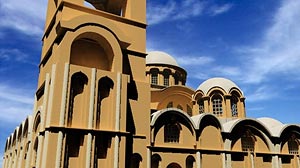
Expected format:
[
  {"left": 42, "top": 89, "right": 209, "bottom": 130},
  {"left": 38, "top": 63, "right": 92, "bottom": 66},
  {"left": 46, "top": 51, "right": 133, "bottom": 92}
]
[{"left": 2, "top": 0, "right": 300, "bottom": 168}]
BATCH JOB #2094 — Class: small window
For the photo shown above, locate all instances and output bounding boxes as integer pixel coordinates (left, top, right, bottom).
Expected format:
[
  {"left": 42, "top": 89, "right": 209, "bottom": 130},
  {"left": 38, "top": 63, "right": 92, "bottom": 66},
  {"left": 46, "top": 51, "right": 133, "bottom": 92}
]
[
  {"left": 167, "top": 102, "right": 173, "bottom": 108},
  {"left": 164, "top": 123, "right": 180, "bottom": 143},
  {"left": 198, "top": 99, "right": 204, "bottom": 114},
  {"left": 164, "top": 116, "right": 181, "bottom": 143},
  {"left": 177, "top": 105, "right": 183, "bottom": 110},
  {"left": 241, "top": 130, "right": 256, "bottom": 152},
  {"left": 212, "top": 95, "right": 223, "bottom": 116},
  {"left": 231, "top": 96, "right": 238, "bottom": 117},
  {"left": 163, "top": 75, "right": 169, "bottom": 86},
  {"left": 151, "top": 73, "right": 158, "bottom": 85},
  {"left": 288, "top": 134, "right": 299, "bottom": 154}
]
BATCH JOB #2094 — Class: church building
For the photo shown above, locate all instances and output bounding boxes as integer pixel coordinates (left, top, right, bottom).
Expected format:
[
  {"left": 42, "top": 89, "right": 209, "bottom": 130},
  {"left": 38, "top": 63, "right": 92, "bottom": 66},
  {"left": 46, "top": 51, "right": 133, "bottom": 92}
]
[{"left": 2, "top": 0, "right": 300, "bottom": 168}]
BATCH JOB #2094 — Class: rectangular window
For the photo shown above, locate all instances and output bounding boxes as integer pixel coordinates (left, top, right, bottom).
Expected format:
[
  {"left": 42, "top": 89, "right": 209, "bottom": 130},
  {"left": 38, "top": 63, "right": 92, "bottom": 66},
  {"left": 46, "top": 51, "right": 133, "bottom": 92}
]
[
  {"left": 151, "top": 74, "right": 158, "bottom": 85},
  {"left": 164, "top": 76, "right": 169, "bottom": 86}
]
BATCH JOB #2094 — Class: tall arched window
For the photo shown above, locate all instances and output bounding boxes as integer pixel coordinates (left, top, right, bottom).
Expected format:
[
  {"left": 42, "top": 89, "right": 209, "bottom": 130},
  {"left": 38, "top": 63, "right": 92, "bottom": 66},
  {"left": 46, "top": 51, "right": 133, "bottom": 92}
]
[
  {"left": 162, "top": 69, "right": 171, "bottom": 86},
  {"left": 197, "top": 99, "right": 204, "bottom": 114},
  {"left": 167, "top": 102, "right": 173, "bottom": 108},
  {"left": 151, "top": 73, "right": 158, "bottom": 85},
  {"left": 151, "top": 154, "right": 161, "bottom": 168},
  {"left": 164, "top": 116, "right": 181, "bottom": 143},
  {"left": 212, "top": 95, "right": 223, "bottom": 116},
  {"left": 288, "top": 134, "right": 299, "bottom": 154},
  {"left": 241, "top": 129, "right": 256, "bottom": 152},
  {"left": 177, "top": 105, "right": 183, "bottom": 110},
  {"left": 231, "top": 95, "right": 238, "bottom": 117},
  {"left": 130, "top": 153, "right": 142, "bottom": 168},
  {"left": 186, "top": 155, "right": 195, "bottom": 168}
]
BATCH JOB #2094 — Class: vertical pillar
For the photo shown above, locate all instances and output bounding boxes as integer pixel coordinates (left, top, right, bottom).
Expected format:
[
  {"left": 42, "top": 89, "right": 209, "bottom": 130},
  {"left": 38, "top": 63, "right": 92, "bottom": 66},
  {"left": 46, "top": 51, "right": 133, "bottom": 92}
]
[
  {"left": 224, "top": 95, "right": 231, "bottom": 118},
  {"left": 222, "top": 153, "right": 226, "bottom": 168},
  {"left": 86, "top": 68, "right": 96, "bottom": 168},
  {"left": 147, "top": 148, "right": 151, "bottom": 168},
  {"left": 41, "top": 131, "right": 50, "bottom": 168},
  {"left": 25, "top": 142, "right": 32, "bottom": 168},
  {"left": 55, "top": 63, "right": 69, "bottom": 168},
  {"left": 41, "top": 73, "right": 50, "bottom": 129},
  {"left": 250, "top": 153, "right": 254, "bottom": 168},
  {"left": 203, "top": 96, "right": 210, "bottom": 113},
  {"left": 36, "top": 135, "right": 44, "bottom": 168},
  {"left": 46, "top": 64, "right": 57, "bottom": 127},
  {"left": 226, "top": 154, "right": 231, "bottom": 168},
  {"left": 114, "top": 73, "right": 122, "bottom": 168},
  {"left": 196, "top": 151, "right": 201, "bottom": 168}
]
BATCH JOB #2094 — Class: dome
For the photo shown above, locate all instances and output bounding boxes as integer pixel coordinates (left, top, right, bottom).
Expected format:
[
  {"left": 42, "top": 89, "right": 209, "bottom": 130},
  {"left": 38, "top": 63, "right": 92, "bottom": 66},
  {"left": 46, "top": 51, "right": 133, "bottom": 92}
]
[
  {"left": 197, "top": 77, "right": 242, "bottom": 95},
  {"left": 146, "top": 51, "right": 179, "bottom": 67}
]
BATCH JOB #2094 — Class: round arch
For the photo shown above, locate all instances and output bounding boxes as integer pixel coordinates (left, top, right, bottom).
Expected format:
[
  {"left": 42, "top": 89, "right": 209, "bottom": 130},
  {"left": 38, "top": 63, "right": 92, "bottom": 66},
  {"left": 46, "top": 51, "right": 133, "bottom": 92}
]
[
  {"left": 225, "top": 119, "right": 273, "bottom": 152},
  {"left": 167, "top": 162, "right": 181, "bottom": 168},
  {"left": 60, "top": 25, "right": 124, "bottom": 72}
]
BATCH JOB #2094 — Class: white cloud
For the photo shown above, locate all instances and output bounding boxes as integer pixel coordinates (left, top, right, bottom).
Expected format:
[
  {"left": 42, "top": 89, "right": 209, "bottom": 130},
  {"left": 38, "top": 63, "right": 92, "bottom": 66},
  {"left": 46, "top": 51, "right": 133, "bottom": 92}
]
[
  {"left": 209, "top": 4, "right": 233, "bottom": 16},
  {"left": 245, "top": 86, "right": 276, "bottom": 102},
  {"left": 0, "top": 0, "right": 47, "bottom": 36},
  {"left": 176, "top": 56, "right": 214, "bottom": 66},
  {"left": 0, "top": 49, "right": 29, "bottom": 63},
  {"left": 0, "top": 84, "right": 34, "bottom": 124},
  {"left": 147, "top": 0, "right": 232, "bottom": 25},
  {"left": 239, "top": 0, "right": 300, "bottom": 84}
]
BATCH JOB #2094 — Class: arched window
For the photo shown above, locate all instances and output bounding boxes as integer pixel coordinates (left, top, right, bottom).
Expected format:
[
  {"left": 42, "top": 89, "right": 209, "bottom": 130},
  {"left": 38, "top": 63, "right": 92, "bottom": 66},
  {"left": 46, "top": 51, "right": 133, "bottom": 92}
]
[
  {"left": 187, "top": 105, "right": 192, "bottom": 116},
  {"left": 241, "top": 129, "right": 256, "bottom": 152},
  {"left": 167, "top": 102, "right": 173, "bottom": 108},
  {"left": 164, "top": 75, "right": 170, "bottom": 86},
  {"left": 212, "top": 94, "right": 223, "bottom": 116},
  {"left": 32, "top": 138, "right": 38, "bottom": 167},
  {"left": 186, "top": 155, "right": 195, "bottom": 168},
  {"left": 167, "top": 163, "right": 182, "bottom": 168},
  {"left": 151, "top": 73, "right": 158, "bottom": 85},
  {"left": 231, "top": 95, "right": 238, "bottom": 117},
  {"left": 164, "top": 116, "right": 181, "bottom": 143},
  {"left": 177, "top": 105, "right": 183, "bottom": 110},
  {"left": 197, "top": 99, "right": 204, "bottom": 114},
  {"left": 288, "top": 134, "right": 299, "bottom": 154},
  {"left": 163, "top": 69, "right": 171, "bottom": 86},
  {"left": 130, "top": 153, "right": 142, "bottom": 168},
  {"left": 151, "top": 154, "right": 161, "bottom": 168}
]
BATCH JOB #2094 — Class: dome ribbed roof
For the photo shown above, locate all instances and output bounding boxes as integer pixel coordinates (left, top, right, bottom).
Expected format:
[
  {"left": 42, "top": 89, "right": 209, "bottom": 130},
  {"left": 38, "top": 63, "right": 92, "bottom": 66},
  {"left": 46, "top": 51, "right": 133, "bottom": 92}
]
[
  {"left": 197, "top": 77, "right": 242, "bottom": 95},
  {"left": 146, "top": 51, "right": 179, "bottom": 67}
]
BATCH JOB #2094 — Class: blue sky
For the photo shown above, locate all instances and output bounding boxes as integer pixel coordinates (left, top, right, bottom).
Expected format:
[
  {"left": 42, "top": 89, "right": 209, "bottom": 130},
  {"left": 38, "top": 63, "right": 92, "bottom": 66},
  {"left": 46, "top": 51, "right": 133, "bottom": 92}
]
[{"left": 0, "top": 0, "right": 300, "bottom": 163}]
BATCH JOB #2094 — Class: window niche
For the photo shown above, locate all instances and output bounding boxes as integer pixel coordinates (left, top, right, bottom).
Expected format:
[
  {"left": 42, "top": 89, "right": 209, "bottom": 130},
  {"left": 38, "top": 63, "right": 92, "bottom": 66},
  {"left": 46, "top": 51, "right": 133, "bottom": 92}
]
[
  {"left": 67, "top": 72, "right": 88, "bottom": 127},
  {"left": 96, "top": 76, "right": 114, "bottom": 129}
]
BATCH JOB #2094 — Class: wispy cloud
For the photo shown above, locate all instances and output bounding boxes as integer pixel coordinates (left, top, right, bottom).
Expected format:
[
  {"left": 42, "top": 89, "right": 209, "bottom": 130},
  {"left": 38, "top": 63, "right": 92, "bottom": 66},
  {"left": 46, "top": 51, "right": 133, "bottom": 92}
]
[
  {"left": 176, "top": 55, "right": 214, "bottom": 66},
  {"left": 239, "top": 0, "right": 300, "bottom": 84},
  {"left": 0, "top": 49, "right": 29, "bottom": 63},
  {"left": 209, "top": 4, "right": 233, "bottom": 16},
  {"left": 245, "top": 85, "right": 276, "bottom": 102},
  {"left": 147, "top": 0, "right": 232, "bottom": 25},
  {"left": 0, "top": 84, "right": 34, "bottom": 124},
  {"left": 0, "top": 0, "right": 47, "bottom": 36}
]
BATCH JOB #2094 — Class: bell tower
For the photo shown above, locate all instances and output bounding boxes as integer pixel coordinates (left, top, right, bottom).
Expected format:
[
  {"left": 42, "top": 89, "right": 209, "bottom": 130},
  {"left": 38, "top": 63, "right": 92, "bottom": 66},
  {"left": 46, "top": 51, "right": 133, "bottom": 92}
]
[{"left": 34, "top": 0, "right": 149, "bottom": 167}]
